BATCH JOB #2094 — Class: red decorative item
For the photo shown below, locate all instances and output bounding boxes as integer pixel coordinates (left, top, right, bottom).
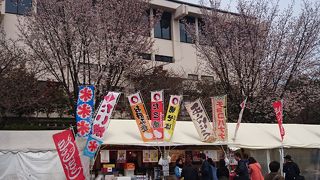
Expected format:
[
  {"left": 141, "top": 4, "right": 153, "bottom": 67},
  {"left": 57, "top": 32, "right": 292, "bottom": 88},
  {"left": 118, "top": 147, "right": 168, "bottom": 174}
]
[
  {"left": 79, "top": 87, "right": 93, "bottom": 102},
  {"left": 77, "top": 103, "right": 92, "bottom": 119},
  {"left": 77, "top": 120, "right": 90, "bottom": 136},
  {"left": 53, "top": 130, "right": 85, "bottom": 180},
  {"left": 273, "top": 100, "right": 285, "bottom": 141}
]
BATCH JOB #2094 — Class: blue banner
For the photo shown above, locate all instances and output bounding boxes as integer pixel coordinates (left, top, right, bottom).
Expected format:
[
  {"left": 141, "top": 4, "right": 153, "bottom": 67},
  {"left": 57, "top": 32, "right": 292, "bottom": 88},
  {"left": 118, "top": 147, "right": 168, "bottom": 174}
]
[
  {"left": 76, "top": 85, "right": 95, "bottom": 137},
  {"left": 83, "top": 135, "right": 103, "bottom": 159}
]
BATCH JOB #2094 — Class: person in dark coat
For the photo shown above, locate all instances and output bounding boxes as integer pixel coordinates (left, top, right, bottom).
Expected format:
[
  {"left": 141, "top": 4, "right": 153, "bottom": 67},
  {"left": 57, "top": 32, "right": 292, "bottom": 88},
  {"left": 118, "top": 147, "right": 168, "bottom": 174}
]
[
  {"left": 200, "top": 153, "right": 213, "bottom": 180},
  {"left": 234, "top": 152, "right": 250, "bottom": 180},
  {"left": 181, "top": 156, "right": 199, "bottom": 180},
  {"left": 207, "top": 158, "right": 218, "bottom": 180},
  {"left": 283, "top": 155, "right": 301, "bottom": 180},
  {"left": 217, "top": 159, "right": 229, "bottom": 180},
  {"left": 264, "top": 161, "right": 284, "bottom": 180}
]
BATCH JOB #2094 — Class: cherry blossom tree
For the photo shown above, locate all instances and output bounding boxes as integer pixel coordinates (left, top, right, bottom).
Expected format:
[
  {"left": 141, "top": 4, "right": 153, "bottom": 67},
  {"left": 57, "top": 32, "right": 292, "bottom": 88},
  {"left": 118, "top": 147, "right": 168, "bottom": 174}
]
[
  {"left": 18, "top": 0, "right": 155, "bottom": 112},
  {"left": 191, "top": 0, "right": 320, "bottom": 123}
]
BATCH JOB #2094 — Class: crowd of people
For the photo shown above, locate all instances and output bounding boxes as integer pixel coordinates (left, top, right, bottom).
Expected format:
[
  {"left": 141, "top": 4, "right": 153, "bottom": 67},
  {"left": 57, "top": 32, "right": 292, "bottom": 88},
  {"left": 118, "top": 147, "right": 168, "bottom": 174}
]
[{"left": 173, "top": 152, "right": 302, "bottom": 180}]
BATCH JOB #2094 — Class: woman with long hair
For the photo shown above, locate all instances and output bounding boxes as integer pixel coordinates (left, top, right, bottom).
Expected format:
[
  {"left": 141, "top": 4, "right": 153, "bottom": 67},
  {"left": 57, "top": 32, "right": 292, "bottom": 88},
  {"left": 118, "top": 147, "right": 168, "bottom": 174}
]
[{"left": 248, "top": 157, "right": 264, "bottom": 180}]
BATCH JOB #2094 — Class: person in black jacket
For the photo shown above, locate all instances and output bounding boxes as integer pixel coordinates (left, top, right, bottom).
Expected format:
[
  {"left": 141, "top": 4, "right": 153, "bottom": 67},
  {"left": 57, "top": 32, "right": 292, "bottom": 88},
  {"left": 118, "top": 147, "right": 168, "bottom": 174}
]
[
  {"left": 234, "top": 152, "right": 249, "bottom": 180},
  {"left": 283, "top": 155, "right": 301, "bottom": 180},
  {"left": 217, "top": 159, "right": 229, "bottom": 180},
  {"left": 181, "top": 155, "right": 199, "bottom": 180},
  {"left": 200, "top": 153, "right": 213, "bottom": 180}
]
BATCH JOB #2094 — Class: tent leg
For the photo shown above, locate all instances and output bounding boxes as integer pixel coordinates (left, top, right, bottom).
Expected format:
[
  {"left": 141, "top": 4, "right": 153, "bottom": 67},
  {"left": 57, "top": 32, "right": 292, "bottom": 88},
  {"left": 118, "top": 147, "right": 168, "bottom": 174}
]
[
  {"left": 266, "top": 149, "right": 270, "bottom": 173},
  {"left": 279, "top": 147, "right": 284, "bottom": 176}
]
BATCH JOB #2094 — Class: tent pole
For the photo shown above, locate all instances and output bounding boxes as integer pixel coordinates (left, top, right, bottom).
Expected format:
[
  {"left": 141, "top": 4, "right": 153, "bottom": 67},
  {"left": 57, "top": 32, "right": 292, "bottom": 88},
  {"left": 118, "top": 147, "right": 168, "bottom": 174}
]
[{"left": 279, "top": 145, "right": 284, "bottom": 176}]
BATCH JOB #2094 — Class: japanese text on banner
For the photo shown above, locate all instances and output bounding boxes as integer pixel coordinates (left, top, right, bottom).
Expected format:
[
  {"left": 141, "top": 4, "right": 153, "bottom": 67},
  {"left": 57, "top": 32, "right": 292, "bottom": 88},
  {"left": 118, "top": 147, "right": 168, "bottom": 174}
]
[
  {"left": 185, "top": 99, "right": 216, "bottom": 143},
  {"left": 128, "top": 92, "right": 155, "bottom": 142},
  {"left": 164, "top": 95, "right": 182, "bottom": 142},
  {"left": 212, "top": 95, "right": 228, "bottom": 142},
  {"left": 273, "top": 100, "right": 285, "bottom": 141},
  {"left": 151, "top": 90, "right": 164, "bottom": 140},
  {"left": 91, "top": 92, "right": 120, "bottom": 140},
  {"left": 52, "top": 130, "right": 85, "bottom": 180}
]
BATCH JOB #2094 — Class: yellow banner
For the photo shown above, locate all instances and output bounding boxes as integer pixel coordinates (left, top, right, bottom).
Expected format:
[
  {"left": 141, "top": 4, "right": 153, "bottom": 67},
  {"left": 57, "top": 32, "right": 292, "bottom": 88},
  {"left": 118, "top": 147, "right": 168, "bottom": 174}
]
[
  {"left": 164, "top": 95, "right": 182, "bottom": 142},
  {"left": 128, "top": 92, "right": 155, "bottom": 142},
  {"left": 212, "top": 95, "right": 228, "bottom": 142}
]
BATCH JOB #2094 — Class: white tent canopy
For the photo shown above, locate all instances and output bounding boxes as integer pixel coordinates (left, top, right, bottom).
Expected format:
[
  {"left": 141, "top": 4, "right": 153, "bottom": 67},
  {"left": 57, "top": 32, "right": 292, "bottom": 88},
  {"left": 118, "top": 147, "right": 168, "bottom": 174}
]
[
  {"left": 1, "top": 120, "right": 319, "bottom": 179},
  {"left": 1, "top": 120, "right": 320, "bottom": 151}
]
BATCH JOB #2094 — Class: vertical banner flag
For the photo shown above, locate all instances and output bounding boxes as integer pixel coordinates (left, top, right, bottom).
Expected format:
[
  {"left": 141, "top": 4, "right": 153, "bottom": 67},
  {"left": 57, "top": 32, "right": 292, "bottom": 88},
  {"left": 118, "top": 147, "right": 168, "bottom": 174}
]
[
  {"left": 84, "top": 92, "right": 120, "bottom": 158},
  {"left": 151, "top": 90, "right": 164, "bottom": 140},
  {"left": 212, "top": 95, "right": 228, "bottom": 142},
  {"left": 53, "top": 130, "right": 85, "bottom": 180},
  {"left": 185, "top": 99, "right": 216, "bottom": 142},
  {"left": 128, "top": 92, "right": 155, "bottom": 142},
  {"left": 233, "top": 97, "right": 247, "bottom": 140},
  {"left": 164, "top": 95, "right": 182, "bottom": 142},
  {"left": 76, "top": 85, "right": 94, "bottom": 137},
  {"left": 273, "top": 100, "right": 285, "bottom": 141}
]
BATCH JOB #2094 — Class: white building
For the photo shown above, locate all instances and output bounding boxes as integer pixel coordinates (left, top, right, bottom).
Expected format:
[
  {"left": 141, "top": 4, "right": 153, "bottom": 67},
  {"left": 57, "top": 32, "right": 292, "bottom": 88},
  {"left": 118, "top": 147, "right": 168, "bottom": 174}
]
[{"left": 0, "top": 0, "right": 220, "bottom": 81}]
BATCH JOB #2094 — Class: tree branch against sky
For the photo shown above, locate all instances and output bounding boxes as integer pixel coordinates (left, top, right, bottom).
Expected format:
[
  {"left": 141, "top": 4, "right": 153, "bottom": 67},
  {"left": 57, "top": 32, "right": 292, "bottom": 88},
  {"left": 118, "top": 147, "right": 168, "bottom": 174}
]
[
  {"left": 18, "top": 0, "right": 155, "bottom": 113},
  {"left": 189, "top": 0, "right": 320, "bottom": 123}
]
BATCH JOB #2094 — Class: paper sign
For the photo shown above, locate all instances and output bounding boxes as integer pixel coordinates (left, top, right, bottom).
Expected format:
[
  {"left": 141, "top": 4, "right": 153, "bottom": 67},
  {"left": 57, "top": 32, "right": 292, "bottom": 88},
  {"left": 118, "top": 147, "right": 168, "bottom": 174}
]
[
  {"left": 151, "top": 90, "right": 164, "bottom": 140},
  {"left": 128, "top": 92, "right": 155, "bottom": 142},
  {"left": 163, "top": 95, "right": 182, "bottom": 141},
  {"left": 212, "top": 95, "right": 228, "bottom": 141},
  {"left": 185, "top": 99, "right": 216, "bottom": 142}
]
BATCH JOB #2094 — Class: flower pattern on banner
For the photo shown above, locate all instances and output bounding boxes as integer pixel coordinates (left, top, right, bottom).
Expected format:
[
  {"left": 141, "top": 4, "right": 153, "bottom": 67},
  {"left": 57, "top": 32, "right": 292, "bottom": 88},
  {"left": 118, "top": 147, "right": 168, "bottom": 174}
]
[
  {"left": 76, "top": 85, "right": 94, "bottom": 138},
  {"left": 79, "top": 87, "right": 93, "bottom": 102},
  {"left": 83, "top": 135, "right": 103, "bottom": 158},
  {"left": 77, "top": 103, "right": 92, "bottom": 119},
  {"left": 88, "top": 139, "right": 99, "bottom": 152},
  {"left": 77, "top": 120, "right": 90, "bottom": 136}
]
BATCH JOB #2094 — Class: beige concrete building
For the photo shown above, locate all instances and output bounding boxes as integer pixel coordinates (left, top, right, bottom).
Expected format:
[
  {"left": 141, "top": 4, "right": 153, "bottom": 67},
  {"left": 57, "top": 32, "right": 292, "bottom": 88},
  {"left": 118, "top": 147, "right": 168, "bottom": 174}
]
[{"left": 0, "top": 0, "right": 217, "bottom": 81}]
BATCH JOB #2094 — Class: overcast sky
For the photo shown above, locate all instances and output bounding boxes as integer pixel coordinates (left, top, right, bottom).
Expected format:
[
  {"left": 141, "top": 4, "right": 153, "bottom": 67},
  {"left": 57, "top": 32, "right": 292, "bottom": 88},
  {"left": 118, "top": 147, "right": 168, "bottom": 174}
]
[{"left": 181, "top": 0, "right": 318, "bottom": 15}]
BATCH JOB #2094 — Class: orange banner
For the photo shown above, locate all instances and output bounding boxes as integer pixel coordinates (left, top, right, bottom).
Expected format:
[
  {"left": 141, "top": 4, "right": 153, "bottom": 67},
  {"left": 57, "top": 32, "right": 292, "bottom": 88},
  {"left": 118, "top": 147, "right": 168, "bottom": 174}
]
[{"left": 128, "top": 92, "right": 155, "bottom": 142}]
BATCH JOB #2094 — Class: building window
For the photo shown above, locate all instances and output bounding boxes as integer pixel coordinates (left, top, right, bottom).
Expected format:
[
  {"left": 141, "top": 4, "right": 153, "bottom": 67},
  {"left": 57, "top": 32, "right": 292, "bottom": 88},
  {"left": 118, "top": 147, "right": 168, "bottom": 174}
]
[
  {"left": 180, "top": 16, "right": 195, "bottom": 43},
  {"left": 155, "top": 55, "right": 173, "bottom": 63},
  {"left": 154, "top": 11, "right": 171, "bottom": 40},
  {"left": 188, "top": 74, "right": 198, "bottom": 81},
  {"left": 138, "top": 53, "right": 152, "bottom": 60},
  {"left": 201, "top": 75, "right": 214, "bottom": 82},
  {"left": 5, "top": 0, "right": 32, "bottom": 15}
]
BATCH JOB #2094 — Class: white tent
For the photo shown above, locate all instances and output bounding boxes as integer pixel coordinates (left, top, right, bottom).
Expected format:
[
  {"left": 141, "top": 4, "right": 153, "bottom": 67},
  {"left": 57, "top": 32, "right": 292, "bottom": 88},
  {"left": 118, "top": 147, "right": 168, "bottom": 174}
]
[{"left": 0, "top": 120, "right": 319, "bottom": 179}]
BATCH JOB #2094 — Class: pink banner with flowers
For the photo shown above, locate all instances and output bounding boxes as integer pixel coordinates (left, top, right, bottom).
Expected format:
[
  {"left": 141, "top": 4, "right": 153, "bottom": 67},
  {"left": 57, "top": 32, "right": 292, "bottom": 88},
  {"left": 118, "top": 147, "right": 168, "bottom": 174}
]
[
  {"left": 52, "top": 130, "right": 85, "bottom": 180},
  {"left": 91, "top": 92, "right": 121, "bottom": 140},
  {"left": 151, "top": 90, "right": 164, "bottom": 140},
  {"left": 273, "top": 100, "right": 285, "bottom": 141}
]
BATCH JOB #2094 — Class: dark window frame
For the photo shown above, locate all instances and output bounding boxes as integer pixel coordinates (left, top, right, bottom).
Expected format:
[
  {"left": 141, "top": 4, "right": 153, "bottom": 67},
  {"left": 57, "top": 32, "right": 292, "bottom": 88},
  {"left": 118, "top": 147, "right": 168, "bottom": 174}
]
[
  {"left": 188, "top": 74, "right": 199, "bottom": 81},
  {"left": 154, "top": 11, "right": 172, "bottom": 40},
  {"left": 179, "top": 16, "right": 195, "bottom": 43},
  {"left": 5, "top": 0, "right": 32, "bottom": 15},
  {"left": 155, "top": 55, "right": 173, "bottom": 63}
]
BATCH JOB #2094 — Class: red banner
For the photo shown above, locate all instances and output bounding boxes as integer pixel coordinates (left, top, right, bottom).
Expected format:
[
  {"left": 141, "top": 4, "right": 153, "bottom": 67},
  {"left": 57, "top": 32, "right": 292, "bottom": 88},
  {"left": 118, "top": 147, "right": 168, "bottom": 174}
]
[
  {"left": 53, "top": 130, "right": 85, "bottom": 180},
  {"left": 273, "top": 100, "right": 285, "bottom": 141},
  {"left": 151, "top": 91, "right": 164, "bottom": 140}
]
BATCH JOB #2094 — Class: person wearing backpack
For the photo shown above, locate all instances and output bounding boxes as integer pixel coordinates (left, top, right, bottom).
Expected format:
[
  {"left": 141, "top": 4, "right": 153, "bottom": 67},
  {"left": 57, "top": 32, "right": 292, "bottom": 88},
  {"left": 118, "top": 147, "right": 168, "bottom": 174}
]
[{"left": 283, "top": 155, "right": 301, "bottom": 180}]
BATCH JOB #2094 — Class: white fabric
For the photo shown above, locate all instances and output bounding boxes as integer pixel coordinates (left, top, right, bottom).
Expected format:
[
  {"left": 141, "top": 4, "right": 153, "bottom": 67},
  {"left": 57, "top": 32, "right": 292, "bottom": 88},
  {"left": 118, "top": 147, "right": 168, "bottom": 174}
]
[
  {"left": 1, "top": 121, "right": 320, "bottom": 150},
  {"left": 0, "top": 130, "right": 60, "bottom": 152},
  {"left": 0, "top": 151, "right": 64, "bottom": 180},
  {"left": 0, "top": 120, "right": 320, "bottom": 179}
]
